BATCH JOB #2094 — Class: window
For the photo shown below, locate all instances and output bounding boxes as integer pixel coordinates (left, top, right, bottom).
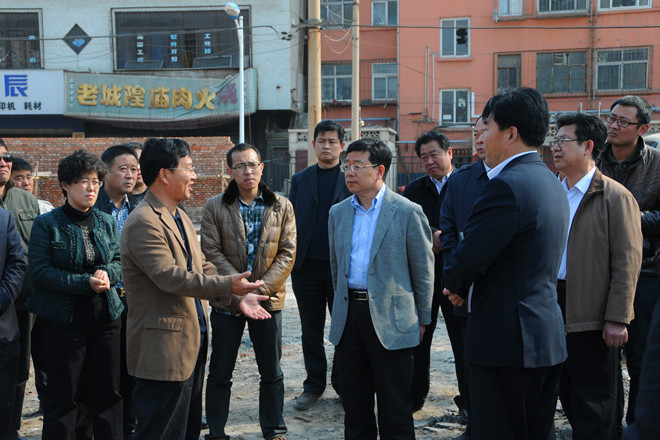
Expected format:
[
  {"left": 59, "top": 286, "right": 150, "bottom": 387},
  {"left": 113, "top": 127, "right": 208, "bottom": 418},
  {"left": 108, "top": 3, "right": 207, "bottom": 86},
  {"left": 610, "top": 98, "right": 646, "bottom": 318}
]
[
  {"left": 439, "top": 89, "right": 470, "bottom": 124},
  {"left": 597, "top": 48, "right": 649, "bottom": 91},
  {"left": 599, "top": 0, "right": 650, "bottom": 9},
  {"left": 539, "top": 0, "right": 588, "bottom": 12},
  {"left": 441, "top": 18, "right": 470, "bottom": 57},
  {"left": 499, "top": 0, "right": 523, "bottom": 16},
  {"left": 372, "top": 1, "right": 397, "bottom": 25},
  {"left": 497, "top": 54, "right": 521, "bottom": 92},
  {"left": 372, "top": 63, "right": 397, "bottom": 101},
  {"left": 0, "top": 13, "right": 41, "bottom": 69},
  {"left": 322, "top": 0, "right": 352, "bottom": 26},
  {"left": 322, "top": 64, "right": 352, "bottom": 102},
  {"left": 536, "top": 51, "right": 587, "bottom": 93},
  {"left": 114, "top": 9, "right": 251, "bottom": 70}
]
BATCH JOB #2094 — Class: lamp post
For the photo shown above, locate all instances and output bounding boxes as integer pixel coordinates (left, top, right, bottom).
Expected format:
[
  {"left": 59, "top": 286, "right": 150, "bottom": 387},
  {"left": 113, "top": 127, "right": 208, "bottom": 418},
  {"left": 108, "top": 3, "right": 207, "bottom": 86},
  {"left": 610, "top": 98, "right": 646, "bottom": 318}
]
[{"left": 224, "top": 2, "right": 245, "bottom": 144}]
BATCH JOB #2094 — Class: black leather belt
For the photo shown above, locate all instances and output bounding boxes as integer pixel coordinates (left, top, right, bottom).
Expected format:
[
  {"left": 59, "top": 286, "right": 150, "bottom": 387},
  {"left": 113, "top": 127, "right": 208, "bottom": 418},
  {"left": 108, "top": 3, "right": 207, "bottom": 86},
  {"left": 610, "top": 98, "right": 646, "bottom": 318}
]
[{"left": 348, "top": 288, "right": 369, "bottom": 301}]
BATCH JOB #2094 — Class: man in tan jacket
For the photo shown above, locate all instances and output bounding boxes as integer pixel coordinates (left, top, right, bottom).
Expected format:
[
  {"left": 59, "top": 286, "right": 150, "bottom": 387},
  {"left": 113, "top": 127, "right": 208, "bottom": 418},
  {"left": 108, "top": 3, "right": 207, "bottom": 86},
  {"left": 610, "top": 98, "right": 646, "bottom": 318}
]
[
  {"left": 552, "top": 113, "right": 642, "bottom": 439},
  {"left": 121, "top": 138, "right": 270, "bottom": 440},
  {"left": 201, "top": 143, "right": 296, "bottom": 440}
]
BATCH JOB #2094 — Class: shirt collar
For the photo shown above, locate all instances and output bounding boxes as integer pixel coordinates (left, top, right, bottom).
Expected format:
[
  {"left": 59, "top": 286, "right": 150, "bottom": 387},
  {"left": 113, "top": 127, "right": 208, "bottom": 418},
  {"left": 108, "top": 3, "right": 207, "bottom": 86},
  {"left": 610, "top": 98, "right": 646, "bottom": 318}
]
[
  {"left": 487, "top": 151, "right": 535, "bottom": 180},
  {"left": 561, "top": 166, "right": 596, "bottom": 193},
  {"left": 239, "top": 192, "right": 263, "bottom": 207},
  {"left": 429, "top": 168, "right": 453, "bottom": 194},
  {"left": 351, "top": 183, "right": 387, "bottom": 213},
  {"left": 110, "top": 194, "right": 131, "bottom": 210}
]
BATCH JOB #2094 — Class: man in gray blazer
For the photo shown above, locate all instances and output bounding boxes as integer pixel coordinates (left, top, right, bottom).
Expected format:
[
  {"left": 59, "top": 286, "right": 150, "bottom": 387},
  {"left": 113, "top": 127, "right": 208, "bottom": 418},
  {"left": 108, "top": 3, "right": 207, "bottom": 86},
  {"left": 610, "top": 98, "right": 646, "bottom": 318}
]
[{"left": 328, "top": 138, "right": 434, "bottom": 440}]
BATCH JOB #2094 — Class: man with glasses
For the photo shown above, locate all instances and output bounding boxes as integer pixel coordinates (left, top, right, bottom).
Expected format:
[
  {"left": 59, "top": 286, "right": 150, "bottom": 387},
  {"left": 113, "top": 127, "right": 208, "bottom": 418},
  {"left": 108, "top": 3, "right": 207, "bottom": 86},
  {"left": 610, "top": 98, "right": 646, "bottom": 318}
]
[
  {"left": 289, "top": 120, "right": 351, "bottom": 410},
  {"left": 596, "top": 96, "right": 660, "bottom": 427},
  {"left": 121, "top": 138, "right": 270, "bottom": 440},
  {"left": 328, "top": 138, "right": 434, "bottom": 439},
  {"left": 0, "top": 139, "right": 40, "bottom": 440},
  {"left": 553, "top": 113, "right": 642, "bottom": 439},
  {"left": 201, "top": 143, "right": 296, "bottom": 440}
]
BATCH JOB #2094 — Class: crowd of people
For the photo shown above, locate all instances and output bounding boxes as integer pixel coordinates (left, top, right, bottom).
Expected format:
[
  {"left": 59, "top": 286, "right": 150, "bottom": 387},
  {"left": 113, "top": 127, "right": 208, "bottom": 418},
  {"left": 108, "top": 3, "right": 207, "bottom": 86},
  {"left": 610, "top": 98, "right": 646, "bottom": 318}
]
[{"left": 0, "top": 87, "right": 658, "bottom": 440}]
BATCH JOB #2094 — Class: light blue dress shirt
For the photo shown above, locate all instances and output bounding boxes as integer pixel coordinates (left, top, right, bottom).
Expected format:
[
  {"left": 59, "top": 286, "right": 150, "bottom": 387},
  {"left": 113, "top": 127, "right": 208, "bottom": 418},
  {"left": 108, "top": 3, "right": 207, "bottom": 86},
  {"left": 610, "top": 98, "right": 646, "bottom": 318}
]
[{"left": 347, "top": 184, "right": 388, "bottom": 290}]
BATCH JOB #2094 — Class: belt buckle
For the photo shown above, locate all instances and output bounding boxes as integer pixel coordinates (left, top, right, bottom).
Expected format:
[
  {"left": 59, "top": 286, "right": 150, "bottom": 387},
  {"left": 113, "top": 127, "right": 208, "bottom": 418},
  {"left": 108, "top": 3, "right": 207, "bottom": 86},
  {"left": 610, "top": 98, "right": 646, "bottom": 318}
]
[
  {"left": 350, "top": 289, "right": 369, "bottom": 301},
  {"left": 117, "top": 287, "right": 126, "bottom": 298}
]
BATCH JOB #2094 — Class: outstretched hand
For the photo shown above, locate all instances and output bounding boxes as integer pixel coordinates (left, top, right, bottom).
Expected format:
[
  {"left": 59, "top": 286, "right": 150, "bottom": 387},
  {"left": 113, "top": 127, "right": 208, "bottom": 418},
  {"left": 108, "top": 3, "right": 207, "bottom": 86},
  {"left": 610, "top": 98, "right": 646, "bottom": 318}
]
[
  {"left": 231, "top": 271, "right": 266, "bottom": 296},
  {"left": 239, "top": 292, "right": 271, "bottom": 320}
]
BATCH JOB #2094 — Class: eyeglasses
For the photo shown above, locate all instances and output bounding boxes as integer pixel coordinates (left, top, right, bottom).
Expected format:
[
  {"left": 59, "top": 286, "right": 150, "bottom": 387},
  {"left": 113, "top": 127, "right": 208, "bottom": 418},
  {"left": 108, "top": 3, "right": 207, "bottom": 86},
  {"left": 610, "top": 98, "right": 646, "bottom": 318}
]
[
  {"left": 77, "top": 178, "right": 102, "bottom": 188},
  {"left": 606, "top": 115, "right": 645, "bottom": 128},
  {"left": 0, "top": 154, "right": 12, "bottom": 163},
  {"left": 550, "top": 138, "right": 579, "bottom": 149},
  {"left": 231, "top": 162, "right": 261, "bottom": 172},
  {"left": 340, "top": 163, "right": 379, "bottom": 173},
  {"left": 167, "top": 166, "right": 196, "bottom": 175}
]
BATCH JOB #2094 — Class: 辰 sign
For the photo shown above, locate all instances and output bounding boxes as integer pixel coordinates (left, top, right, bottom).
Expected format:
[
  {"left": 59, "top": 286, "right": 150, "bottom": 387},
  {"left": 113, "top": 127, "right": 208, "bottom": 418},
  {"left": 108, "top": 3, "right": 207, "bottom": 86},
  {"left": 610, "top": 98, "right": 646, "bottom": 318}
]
[
  {"left": 63, "top": 69, "right": 257, "bottom": 124},
  {"left": 0, "top": 70, "right": 64, "bottom": 115}
]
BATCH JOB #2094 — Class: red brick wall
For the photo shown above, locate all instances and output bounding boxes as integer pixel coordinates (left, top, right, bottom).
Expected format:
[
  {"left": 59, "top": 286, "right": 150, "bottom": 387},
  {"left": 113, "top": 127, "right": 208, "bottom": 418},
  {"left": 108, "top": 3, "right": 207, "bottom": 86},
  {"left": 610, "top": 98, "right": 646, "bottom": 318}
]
[{"left": 3, "top": 137, "right": 234, "bottom": 222}]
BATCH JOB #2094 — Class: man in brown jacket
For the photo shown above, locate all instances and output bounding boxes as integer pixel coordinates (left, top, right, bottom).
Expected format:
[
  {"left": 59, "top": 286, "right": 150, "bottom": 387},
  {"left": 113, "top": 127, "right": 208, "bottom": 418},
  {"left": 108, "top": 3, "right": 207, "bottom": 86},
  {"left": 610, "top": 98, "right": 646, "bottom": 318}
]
[
  {"left": 553, "top": 113, "right": 642, "bottom": 439},
  {"left": 201, "top": 143, "right": 296, "bottom": 440},
  {"left": 121, "top": 138, "right": 269, "bottom": 440}
]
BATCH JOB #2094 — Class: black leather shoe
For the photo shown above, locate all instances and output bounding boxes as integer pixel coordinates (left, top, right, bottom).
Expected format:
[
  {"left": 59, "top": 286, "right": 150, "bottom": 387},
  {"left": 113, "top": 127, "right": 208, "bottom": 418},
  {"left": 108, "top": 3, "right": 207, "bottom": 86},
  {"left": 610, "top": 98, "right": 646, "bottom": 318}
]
[{"left": 295, "top": 391, "right": 321, "bottom": 410}]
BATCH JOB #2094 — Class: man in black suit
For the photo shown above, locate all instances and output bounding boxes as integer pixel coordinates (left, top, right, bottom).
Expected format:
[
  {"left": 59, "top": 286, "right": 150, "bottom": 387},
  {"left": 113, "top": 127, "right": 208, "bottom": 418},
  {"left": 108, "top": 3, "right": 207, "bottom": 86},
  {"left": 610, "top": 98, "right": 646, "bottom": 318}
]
[
  {"left": 443, "top": 87, "right": 569, "bottom": 440},
  {"left": 402, "top": 131, "right": 466, "bottom": 413},
  {"left": 0, "top": 208, "right": 27, "bottom": 440},
  {"left": 289, "top": 120, "right": 352, "bottom": 409}
]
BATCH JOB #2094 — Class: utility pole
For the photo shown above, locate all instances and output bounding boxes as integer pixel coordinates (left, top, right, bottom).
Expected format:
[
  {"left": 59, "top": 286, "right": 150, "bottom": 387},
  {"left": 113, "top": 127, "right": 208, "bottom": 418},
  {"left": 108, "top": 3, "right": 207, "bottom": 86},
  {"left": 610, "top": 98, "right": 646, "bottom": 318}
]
[
  {"left": 307, "top": 0, "right": 322, "bottom": 166},
  {"left": 351, "top": 1, "right": 360, "bottom": 142}
]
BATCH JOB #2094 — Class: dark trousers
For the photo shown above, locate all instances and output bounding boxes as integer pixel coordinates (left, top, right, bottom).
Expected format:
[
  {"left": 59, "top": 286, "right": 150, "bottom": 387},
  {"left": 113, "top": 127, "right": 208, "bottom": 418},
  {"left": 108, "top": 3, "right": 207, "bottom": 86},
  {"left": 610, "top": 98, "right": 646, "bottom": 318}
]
[
  {"left": 42, "top": 297, "right": 122, "bottom": 440},
  {"left": 119, "top": 302, "right": 136, "bottom": 439},
  {"left": 335, "top": 299, "right": 415, "bottom": 440},
  {"left": 206, "top": 310, "right": 286, "bottom": 440},
  {"left": 0, "top": 339, "right": 20, "bottom": 440},
  {"left": 8, "top": 309, "right": 34, "bottom": 435},
  {"left": 469, "top": 363, "right": 562, "bottom": 440},
  {"left": 132, "top": 332, "right": 207, "bottom": 440},
  {"left": 31, "top": 315, "right": 48, "bottom": 406},
  {"left": 560, "top": 330, "right": 618, "bottom": 440},
  {"left": 291, "top": 260, "right": 339, "bottom": 395},
  {"left": 624, "top": 275, "right": 660, "bottom": 424}
]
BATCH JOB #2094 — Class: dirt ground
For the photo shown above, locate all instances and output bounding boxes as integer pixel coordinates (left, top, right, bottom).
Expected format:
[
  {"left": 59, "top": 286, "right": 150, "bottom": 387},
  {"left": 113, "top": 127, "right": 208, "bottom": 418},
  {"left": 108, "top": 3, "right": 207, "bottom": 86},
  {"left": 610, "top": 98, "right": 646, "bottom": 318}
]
[{"left": 18, "top": 277, "right": 619, "bottom": 439}]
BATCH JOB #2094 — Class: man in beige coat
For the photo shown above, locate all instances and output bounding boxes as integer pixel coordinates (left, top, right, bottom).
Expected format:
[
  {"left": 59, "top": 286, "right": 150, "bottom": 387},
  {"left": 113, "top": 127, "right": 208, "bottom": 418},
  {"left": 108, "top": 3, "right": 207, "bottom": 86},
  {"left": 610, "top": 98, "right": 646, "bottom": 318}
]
[
  {"left": 201, "top": 143, "right": 296, "bottom": 440},
  {"left": 552, "top": 113, "right": 642, "bottom": 439},
  {"left": 121, "top": 138, "right": 270, "bottom": 440}
]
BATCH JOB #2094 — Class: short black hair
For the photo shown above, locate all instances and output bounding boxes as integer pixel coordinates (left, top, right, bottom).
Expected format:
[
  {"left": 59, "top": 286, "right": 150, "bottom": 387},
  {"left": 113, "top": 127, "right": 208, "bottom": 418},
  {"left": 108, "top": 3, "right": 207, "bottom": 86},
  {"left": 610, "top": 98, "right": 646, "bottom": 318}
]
[
  {"left": 345, "top": 138, "right": 392, "bottom": 177},
  {"left": 101, "top": 144, "right": 138, "bottom": 167},
  {"left": 610, "top": 95, "right": 652, "bottom": 125},
  {"left": 11, "top": 157, "right": 32, "bottom": 173},
  {"left": 314, "top": 120, "right": 345, "bottom": 142},
  {"left": 556, "top": 113, "right": 607, "bottom": 160},
  {"left": 414, "top": 131, "right": 451, "bottom": 157},
  {"left": 481, "top": 87, "right": 549, "bottom": 148},
  {"left": 0, "top": 138, "right": 6, "bottom": 149},
  {"left": 140, "top": 138, "right": 191, "bottom": 187},
  {"left": 58, "top": 150, "right": 107, "bottom": 197},
  {"left": 226, "top": 143, "right": 261, "bottom": 168},
  {"left": 123, "top": 141, "right": 143, "bottom": 152}
]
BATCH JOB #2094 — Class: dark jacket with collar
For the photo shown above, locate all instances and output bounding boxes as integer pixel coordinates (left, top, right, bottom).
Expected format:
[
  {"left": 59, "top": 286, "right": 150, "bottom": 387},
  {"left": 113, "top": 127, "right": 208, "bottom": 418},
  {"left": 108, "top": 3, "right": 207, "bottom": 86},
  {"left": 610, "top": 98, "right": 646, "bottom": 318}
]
[
  {"left": 596, "top": 137, "right": 660, "bottom": 276},
  {"left": 0, "top": 208, "right": 26, "bottom": 343},
  {"left": 26, "top": 207, "right": 124, "bottom": 325},
  {"left": 0, "top": 180, "right": 40, "bottom": 309},
  {"left": 94, "top": 187, "right": 139, "bottom": 218},
  {"left": 289, "top": 164, "right": 351, "bottom": 271}
]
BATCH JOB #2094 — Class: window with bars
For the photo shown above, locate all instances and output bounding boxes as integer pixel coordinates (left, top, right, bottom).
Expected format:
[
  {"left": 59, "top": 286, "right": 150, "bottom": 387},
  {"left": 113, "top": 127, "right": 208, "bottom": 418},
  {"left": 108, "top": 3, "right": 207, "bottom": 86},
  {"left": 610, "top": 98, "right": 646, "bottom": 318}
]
[
  {"left": 597, "top": 48, "right": 649, "bottom": 91},
  {"left": 497, "top": 54, "right": 521, "bottom": 92},
  {"left": 440, "top": 89, "right": 470, "bottom": 124},
  {"left": 114, "top": 9, "right": 251, "bottom": 70},
  {"left": 0, "top": 12, "right": 41, "bottom": 69},
  {"left": 499, "top": 0, "right": 523, "bottom": 16},
  {"left": 539, "top": 0, "right": 588, "bottom": 12},
  {"left": 322, "top": 0, "right": 353, "bottom": 26},
  {"left": 372, "top": 1, "right": 397, "bottom": 26},
  {"left": 599, "top": 0, "right": 650, "bottom": 9},
  {"left": 322, "top": 64, "right": 352, "bottom": 102},
  {"left": 372, "top": 63, "right": 397, "bottom": 101},
  {"left": 536, "top": 51, "right": 587, "bottom": 93}
]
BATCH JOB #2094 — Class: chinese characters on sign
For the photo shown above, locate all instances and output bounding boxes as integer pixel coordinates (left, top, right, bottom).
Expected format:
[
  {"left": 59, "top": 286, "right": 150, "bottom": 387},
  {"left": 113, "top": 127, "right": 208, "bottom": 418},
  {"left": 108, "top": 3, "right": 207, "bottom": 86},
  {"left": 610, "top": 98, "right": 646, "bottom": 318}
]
[
  {"left": 76, "top": 83, "right": 219, "bottom": 111},
  {"left": 0, "top": 70, "right": 63, "bottom": 115}
]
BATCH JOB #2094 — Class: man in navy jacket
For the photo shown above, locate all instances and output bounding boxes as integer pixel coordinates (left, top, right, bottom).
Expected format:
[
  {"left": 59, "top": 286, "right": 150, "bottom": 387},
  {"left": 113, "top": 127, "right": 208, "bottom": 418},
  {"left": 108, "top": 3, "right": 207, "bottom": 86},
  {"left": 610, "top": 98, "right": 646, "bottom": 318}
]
[{"left": 444, "top": 88, "right": 568, "bottom": 440}]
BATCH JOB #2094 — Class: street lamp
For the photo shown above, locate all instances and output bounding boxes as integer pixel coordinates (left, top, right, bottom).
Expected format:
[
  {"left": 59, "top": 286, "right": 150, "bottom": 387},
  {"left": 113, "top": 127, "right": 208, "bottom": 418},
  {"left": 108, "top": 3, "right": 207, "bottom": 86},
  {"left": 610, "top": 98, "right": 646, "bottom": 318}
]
[{"left": 224, "top": 2, "right": 245, "bottom": 144}]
